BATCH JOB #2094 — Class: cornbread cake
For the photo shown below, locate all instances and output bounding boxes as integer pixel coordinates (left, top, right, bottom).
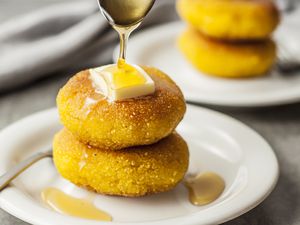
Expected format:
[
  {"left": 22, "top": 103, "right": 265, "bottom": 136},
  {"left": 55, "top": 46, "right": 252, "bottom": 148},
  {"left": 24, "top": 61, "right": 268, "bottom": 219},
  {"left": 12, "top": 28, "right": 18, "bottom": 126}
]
[
  {"left": 57, "top": 66, "right": 186, "bottom": 150},
  {"left": 53, "top": 129, "right": 189, "bottom": 197}
]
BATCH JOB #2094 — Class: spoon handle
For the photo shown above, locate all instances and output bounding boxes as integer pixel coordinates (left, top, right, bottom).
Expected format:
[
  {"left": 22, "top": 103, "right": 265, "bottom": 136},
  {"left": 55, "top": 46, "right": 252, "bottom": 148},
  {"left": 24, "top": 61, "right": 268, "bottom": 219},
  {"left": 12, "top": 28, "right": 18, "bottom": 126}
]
[{"left": 0, "top": 150, "right": 53, "bottom": 191}]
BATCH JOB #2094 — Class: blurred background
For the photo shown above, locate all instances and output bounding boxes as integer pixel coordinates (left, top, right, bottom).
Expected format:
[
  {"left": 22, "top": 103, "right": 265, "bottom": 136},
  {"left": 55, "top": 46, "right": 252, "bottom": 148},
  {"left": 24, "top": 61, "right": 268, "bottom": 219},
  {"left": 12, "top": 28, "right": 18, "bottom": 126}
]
[
  {"left": 0, "top": 0, "right": 300, "bottom": 225},
  {"left": 0, "top": 0, "right": 177, "bottom": 127}
]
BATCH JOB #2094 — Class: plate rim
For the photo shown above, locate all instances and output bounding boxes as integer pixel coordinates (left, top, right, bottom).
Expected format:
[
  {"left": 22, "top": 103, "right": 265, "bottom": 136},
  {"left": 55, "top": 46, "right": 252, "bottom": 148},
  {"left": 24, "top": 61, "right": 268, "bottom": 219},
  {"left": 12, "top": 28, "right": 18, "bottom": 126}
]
[
  {"left": 114, "top": 21, "right": 300, "bottom": 108},
  {"left": 0, "top": 106, "right": 279, "bottom": 225}
]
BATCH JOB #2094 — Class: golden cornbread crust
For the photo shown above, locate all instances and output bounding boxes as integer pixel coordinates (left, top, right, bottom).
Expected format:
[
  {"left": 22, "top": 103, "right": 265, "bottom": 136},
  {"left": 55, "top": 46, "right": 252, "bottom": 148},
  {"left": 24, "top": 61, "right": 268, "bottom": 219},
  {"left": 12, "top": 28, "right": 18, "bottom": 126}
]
[
  {"left": 177, "top": 0, "right": 280, "bottom": 40},
  {"left": 53, "top": 129, "right": 189, "bottom": 197},
  {"left": 178, "top": 28, "right": 276, "bottom": 77},
  {"left": 57, "top": 66, "right": 186, "bottom": 150}
]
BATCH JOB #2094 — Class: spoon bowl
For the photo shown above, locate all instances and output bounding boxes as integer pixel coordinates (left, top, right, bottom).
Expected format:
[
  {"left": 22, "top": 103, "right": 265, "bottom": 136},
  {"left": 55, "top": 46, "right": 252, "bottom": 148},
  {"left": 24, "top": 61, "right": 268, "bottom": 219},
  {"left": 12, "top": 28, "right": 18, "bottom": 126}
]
[{"left": 97, "top": 0, "right": 156, "bottom": 27}]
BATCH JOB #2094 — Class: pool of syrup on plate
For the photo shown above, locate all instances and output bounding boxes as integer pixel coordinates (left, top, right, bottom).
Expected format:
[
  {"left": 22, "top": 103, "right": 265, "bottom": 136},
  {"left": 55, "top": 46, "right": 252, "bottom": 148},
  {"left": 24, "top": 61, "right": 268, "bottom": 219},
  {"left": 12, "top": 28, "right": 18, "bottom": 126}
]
[
  {"left": 41, "top": 187, "right": 112, "bottom": 221},
  {"left": 184, "top": 172, "right": 225, "bottom": 206},
  {"left": 41, "top": 172, "right": 225, "bottom": 221}
]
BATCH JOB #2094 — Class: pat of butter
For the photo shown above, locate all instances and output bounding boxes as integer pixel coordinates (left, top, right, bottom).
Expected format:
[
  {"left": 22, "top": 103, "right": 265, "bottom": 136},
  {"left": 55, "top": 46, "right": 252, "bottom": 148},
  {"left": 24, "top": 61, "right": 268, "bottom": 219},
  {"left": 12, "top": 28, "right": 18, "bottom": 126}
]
[{"left": 89, "top": 64, "right": 155, "bottom": 101}]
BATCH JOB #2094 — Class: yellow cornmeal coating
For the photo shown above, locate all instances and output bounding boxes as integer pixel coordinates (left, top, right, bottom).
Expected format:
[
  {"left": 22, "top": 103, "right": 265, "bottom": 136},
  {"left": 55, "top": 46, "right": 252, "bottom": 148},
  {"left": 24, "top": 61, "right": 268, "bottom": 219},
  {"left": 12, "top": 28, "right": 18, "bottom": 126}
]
[
  {"left": 57, "top": 67, "right": 186, "bottom": 150},
  {"left": 53, "top": 129, "right": 189, "bottom": 197},
  {"left": 177, "top": 0, "right": 280, "bottom": 40},
  {"left": 178, "top": 28, "right": 276, "bottom": 78}
]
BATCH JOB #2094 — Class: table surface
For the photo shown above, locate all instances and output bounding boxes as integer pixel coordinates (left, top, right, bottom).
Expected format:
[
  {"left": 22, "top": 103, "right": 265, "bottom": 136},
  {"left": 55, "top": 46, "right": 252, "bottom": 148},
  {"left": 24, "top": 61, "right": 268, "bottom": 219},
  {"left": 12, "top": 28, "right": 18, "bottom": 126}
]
[{"left": 0, "top": 1, "right": 300, "bottom": 225}]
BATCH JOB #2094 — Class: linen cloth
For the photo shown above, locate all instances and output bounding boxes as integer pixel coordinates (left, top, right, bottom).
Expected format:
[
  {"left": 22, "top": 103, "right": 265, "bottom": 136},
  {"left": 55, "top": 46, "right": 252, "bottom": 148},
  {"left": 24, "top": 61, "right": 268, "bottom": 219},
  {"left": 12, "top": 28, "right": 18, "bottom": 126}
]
[
  {"left": 0, "top": 0, "right": 177, "bottom": 92},
  {"left": 0, "top": 0, "right": 299, "bottom": 92}
]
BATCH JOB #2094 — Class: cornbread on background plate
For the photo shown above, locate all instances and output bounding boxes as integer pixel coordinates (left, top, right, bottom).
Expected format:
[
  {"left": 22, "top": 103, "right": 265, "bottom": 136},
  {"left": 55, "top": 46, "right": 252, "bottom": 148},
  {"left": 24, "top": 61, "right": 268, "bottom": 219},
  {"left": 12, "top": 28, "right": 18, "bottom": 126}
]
[
  {"left": 177, "top": 0, "right": 280, "bottom": 40},
  {"left": 178, "top": 28, "right": 276, "bottom": 78}
]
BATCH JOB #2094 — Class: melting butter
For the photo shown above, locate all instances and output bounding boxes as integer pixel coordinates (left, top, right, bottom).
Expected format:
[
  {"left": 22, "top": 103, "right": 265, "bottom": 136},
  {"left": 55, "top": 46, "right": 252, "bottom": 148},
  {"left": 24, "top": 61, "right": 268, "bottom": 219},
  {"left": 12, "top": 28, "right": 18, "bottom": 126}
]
[
  {"left": 115, "top": 58, "right": 147, "bottom": 88},
  {"left": 41, "top": 187, "right": 112, "bottom": 221},
  {"left": 185, "top": 172, "right": 225, "bottom": 206},
  {"left": 89, "top": 59, "right": 155, "bottom": 101}
]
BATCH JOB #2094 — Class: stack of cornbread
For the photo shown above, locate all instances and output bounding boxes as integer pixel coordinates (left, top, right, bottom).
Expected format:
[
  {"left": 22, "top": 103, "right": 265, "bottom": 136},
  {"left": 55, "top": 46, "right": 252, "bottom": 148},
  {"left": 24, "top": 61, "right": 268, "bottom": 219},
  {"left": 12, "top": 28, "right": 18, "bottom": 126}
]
[
  {"left": 177, "top": 0, "right": 280, "bottom": 78},
  {"left": 53, "top": 66, "right": 189, "bottom": 197}
]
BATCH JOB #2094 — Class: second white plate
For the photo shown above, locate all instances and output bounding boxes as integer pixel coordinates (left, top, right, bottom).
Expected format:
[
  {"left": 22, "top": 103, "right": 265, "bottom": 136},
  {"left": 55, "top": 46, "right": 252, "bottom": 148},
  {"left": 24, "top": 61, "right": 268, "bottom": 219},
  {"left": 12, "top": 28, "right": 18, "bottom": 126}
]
[{"left": 114, "top": 21, "right": 300, "bottom": 107}]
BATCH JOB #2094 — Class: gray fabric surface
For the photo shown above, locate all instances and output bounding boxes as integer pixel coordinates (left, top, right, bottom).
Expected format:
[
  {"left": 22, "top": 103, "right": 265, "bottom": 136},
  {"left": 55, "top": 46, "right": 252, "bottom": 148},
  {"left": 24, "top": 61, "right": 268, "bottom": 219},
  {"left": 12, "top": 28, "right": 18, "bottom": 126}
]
[
  {"left": 0, "top": 0, "right": 177, "bottom": 92},
  {"left": 0, "top": 0, "right": 300, "bottom": 225}
]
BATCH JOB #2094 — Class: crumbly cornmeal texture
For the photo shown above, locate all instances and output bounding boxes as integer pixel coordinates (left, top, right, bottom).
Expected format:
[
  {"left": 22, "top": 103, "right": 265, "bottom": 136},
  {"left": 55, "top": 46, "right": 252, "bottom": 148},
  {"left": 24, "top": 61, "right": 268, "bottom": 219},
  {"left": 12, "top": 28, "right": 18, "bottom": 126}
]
[
  {"left": 178, "top": 28, "right": 276, "bottom": 77},
  {"left": 177, "top": 0, "right": 280, "bottom": 40},
  {"left": 57, "top": 66, "right": 186, "bottom": 150},
  {"left": 53, "top": 129, "right": 189, "bottom": 197}
]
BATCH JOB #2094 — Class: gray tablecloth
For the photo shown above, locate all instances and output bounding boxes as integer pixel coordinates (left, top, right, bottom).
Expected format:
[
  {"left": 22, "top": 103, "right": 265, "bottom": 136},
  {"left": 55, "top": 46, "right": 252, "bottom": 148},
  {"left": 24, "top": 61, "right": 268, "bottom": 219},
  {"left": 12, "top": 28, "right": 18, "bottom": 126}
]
[
  {"left": 0, "top": 1, "right": 300, "bottom": 225},
  {"left": 0, "top": 0, "right": 178, "bottom": 92}
]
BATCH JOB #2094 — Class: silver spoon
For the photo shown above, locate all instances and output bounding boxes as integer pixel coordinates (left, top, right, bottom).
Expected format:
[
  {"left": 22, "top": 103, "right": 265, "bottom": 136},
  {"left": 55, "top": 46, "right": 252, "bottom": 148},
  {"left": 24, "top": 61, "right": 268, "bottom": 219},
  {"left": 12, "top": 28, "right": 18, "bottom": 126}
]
[{"left": 0, "top": 150, "right": 53, "bottom": 191}]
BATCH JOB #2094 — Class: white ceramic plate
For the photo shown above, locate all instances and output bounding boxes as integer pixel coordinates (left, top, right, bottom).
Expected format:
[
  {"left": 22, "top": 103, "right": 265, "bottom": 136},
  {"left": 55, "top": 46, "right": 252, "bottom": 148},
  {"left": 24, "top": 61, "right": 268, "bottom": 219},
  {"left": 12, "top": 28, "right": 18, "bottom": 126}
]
[
  {"left": 0, "top": 105, "right": 278, "bottom": 225},
  {"left": 114, "top": 21, "right": 300, "bottom": 107}
]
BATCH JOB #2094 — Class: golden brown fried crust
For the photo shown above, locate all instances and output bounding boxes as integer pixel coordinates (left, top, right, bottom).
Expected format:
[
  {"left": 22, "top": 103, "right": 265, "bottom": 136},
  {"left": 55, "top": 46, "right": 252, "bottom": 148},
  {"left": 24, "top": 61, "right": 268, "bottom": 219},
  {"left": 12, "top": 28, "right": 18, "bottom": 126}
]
[
  {"left": 53, "top": 128, "right": 189, "bottom": 197},
  {"left": 57, "top": 66, "right": 186, "bottom": 150}
]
